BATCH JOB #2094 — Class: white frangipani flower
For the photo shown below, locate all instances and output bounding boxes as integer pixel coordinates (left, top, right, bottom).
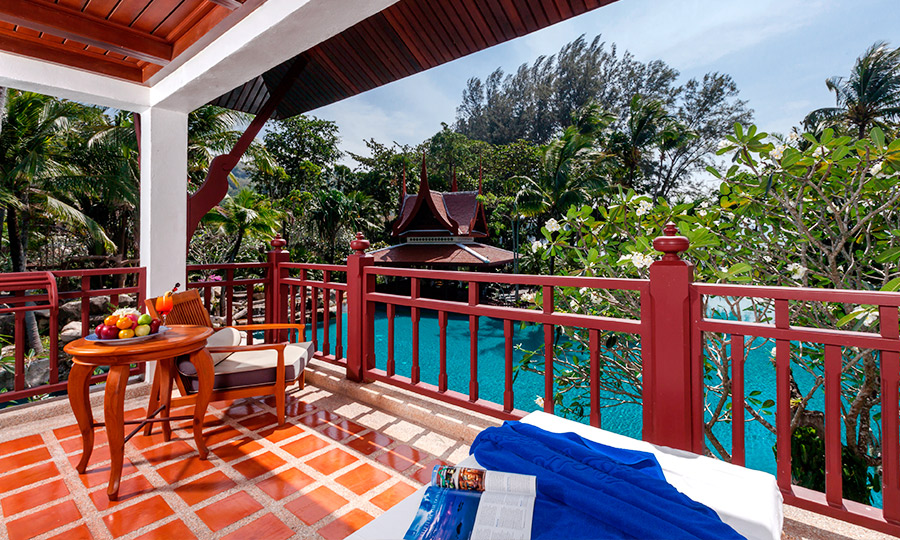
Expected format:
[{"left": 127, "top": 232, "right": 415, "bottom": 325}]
[
  {"left": 770, "top": 145, "right": 786, "bottom": 161},
  {"left": 717, "top": 139, "right": 732, "bottom": 151},
  {"left": 627, "top": 252, "right": 654, "bottom": 269},
  {"left": 534, "top": 396, "right": 544, "bottom": 408},
  {"left": 812, "top": 146, "right": 826, "bottom": 158},
  {"left": 870, "top": 162, "right": 886, "bottom": 178},
  {"left": 786, "top": 262, "right": 808, "bottom": 280},
  {"left": 787, "top": 132, "right": 800, "bottom": 143},
  {"left": 531, "top": 240, "right": 543, "bottom": 253},
  {"left": 864, "top": 312, "right": 878, "bottom": 326},
  {"left": 544, "top": 218, "right": 560, "bottom": 233},
  {"left": 635, "top": 199, "right": 653, "bottom": 217}
]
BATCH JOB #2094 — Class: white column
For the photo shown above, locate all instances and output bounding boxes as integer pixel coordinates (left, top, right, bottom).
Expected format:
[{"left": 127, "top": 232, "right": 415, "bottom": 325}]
[{"left": 139, "top": 107, "right": 188, "bottom": 299}]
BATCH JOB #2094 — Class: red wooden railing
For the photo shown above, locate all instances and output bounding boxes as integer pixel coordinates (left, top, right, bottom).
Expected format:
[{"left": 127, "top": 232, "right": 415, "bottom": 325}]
[
  {"left": 692, "top": 282, "right": 900, "bottom": 534},
  {"left": 0, "top": 267, "right": 146, "bottom": 405},
  {"left": 181, "top": 230, "right": 900, "bottom": 534}
]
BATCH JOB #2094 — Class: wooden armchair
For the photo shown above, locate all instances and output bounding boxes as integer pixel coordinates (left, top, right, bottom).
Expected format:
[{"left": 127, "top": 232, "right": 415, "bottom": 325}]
[{"left": 145, "top": 289, "right": 310, "bottom": 426}]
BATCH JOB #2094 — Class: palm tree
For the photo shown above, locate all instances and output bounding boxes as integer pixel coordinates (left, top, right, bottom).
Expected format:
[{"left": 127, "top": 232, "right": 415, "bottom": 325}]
[
  {"left": 306, "top": 189, "right": 353, "bottom": 264},
  {"left": 188, "top": 105, "right": 274, "bottom": 189},
  {"left": 514, "top": 102, "right": 612, "bottom": 221},
  {"left": 805, "top": 41, "right": 900, "bottom": 139},
  {"left": 202, "top": 189, "right": 280, "bottom": 263},
  {"left": 0, "top": 91, "right": 115, "bottom": 353},
  {"left": 605, "top": 94, "right": 691, "bottom": 191}
]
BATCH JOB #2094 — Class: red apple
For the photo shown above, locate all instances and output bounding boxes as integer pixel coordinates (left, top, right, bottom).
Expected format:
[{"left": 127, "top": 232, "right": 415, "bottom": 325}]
[
  {"left": 99, "top": 325, "right": 119, "bottom": 340},
  {"left": 149, "top": 319, "right": 161, "bottom": 334},
  {"left": 95, "top": 323, "right": 105, "bottom": 337},
  {"left": 127, "top": 314, "right": 139, "bottom": 325}
]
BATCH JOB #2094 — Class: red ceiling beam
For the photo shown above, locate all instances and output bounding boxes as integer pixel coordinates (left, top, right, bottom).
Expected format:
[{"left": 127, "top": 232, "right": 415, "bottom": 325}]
[
  {"left": 206, "top": 0, "right": 243, "bottom": 10},
  {"left": 0, "top": 30, "right": 143, "bottom": 82},
  {"left": 0, "top": 0, "right": 173, "bottom": 65}
]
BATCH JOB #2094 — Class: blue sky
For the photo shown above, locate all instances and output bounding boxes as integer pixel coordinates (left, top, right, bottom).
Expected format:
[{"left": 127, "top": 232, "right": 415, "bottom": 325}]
[{"left": 311, "top": 0, "right": 899, "bottom": 165}]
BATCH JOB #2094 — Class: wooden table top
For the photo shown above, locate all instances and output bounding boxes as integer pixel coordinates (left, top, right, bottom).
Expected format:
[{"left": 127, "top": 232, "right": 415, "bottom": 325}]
[{"left": 64, "top": 325, "right": 214, "bottom": 365}]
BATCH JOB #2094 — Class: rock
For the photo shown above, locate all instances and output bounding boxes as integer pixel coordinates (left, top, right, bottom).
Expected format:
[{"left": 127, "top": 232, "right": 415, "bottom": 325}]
[
  {"left": 60, "top": 322, "right": 82, "bottom": 345},
  {"left": 90, "top": 295, "right": 112, "bottom": 315},
  {"left": 1, "top": 344, "right": 15, "bottom": 358},
  {"left": 0, "top": 313, "right": 12, "bottom": 337},
  {"left": 24, "top": 357, "right": 50, "bottom": 388},
  {"left": 59, "top": 301, "right": 82, "bottom": 327},
  {"left": 0, "top": 369, "right": 12, "bottom": 393}
]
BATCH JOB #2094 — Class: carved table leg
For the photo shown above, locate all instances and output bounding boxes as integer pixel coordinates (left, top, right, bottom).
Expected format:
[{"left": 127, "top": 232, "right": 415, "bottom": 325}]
[
  {"left": 104, "top": 364, "right": 130, "bottom": 500},
  {"left": 158, "top": 358, "right": 174, "bottom": 441},
  {"left": 143, "top": 363, "right": 161, "bottom": 436},
  {"left": 187, "top": 348, "right": 214, "bottom": 460},
  {"left": 68, "top": 362, "right": 94, "bottom": 474}
]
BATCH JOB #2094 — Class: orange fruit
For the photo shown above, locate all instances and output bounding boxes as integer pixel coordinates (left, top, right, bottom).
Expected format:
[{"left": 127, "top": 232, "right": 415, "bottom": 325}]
[
  {"left": 118, "top": 328, "right": 135, "bottom": 339},
  {"left": 116, "top": 317, "right": 133, "bottom": 329},
  {"left": 104, "top": 315, "right": 119, "bottom": 326}
]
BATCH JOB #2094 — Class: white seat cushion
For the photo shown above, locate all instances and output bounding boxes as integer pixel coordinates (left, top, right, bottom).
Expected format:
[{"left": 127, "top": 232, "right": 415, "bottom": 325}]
[{"left": 206, "top": 327, "right": 241, "bottom": 362}]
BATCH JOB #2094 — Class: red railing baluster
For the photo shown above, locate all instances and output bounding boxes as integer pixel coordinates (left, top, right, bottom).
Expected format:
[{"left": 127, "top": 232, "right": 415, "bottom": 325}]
[
  {"left": 246, "top": 284, "right": 254, "bottom": 344},
  {"left": 589, "top": 328, "right": 600, "bottom": 428},
  {"left": 775, "top": 299, "right": 791, "bottom": 494},
  {"left": 387, "top": 303, "right": 395, "bottom": 377},
  {"left": 80, "top": 276, "right": 90, "bottom": 337},
  {"left": 323, "top": 271, "right": 331, "bottom": 356},
  {"left": 13, "top": 290, "right": 25, "bottom": 391},
  {"left": 311, "top": 286, "right": 319, "bottom": 353},
  {"left": 731, "top": 334, "right": 745, "bottom": 466},
  {"left": 439, "top": 310, "right": 448, "bottom": 392},
  {"left": 225, "top": 268, "right": 234, "bottom": 326},
  {"left": 543, "top": 285, "right": 554, "bottom": 414},
  {"left": 411, "top": 277, "right": 420, "bottom": 385},
  {"left": 504, "top": 318, "right": 514, "bottom": 413},
  {"left": 289, "top": 284, "right": 296, "bottom": 323},
  {"left": 204, "top": 286, "right": 211, "bottom": 313},
  {"left": 336, "top": 290, "right": 344, "bottom": 361},
  {"left": 299, "top": 269, "right": 307, "bottom": 341},
  {"left": 468, "top": 282, "right": 479, "bottom": 402},
  {"left": 881, "top": 305, "right": 900, "bottom": 523},
  {"left": 824, "top": 344, "right": 843, "bottom": 508}
]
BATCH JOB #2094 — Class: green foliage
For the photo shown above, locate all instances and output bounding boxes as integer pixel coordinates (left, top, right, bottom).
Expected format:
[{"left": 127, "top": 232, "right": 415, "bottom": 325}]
[
  {"left": 255, "top": 115, "right": 342, "bottom": 196},
  {"left": 805, "top": 41, "right": 900, "bottom": 139},
  {"left": 526, "top": 122, "right": 898, "bottom": 501},
  {"left": 202, "top": 188, "right": 281, "bottom": 263},
  {"left": 782, "top": 426, "right": 880, "bottom": 504}
]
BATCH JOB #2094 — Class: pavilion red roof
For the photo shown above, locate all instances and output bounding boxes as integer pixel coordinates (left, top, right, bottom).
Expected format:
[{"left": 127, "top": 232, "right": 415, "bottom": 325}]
[{"left": 370, "top": 242, "right": 514, "bottom": 268}]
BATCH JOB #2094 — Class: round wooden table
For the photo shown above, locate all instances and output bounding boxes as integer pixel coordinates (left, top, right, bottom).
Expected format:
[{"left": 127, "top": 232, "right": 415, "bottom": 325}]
[{"left": 65, "top": 324, "right": 214, "bottom": 500}]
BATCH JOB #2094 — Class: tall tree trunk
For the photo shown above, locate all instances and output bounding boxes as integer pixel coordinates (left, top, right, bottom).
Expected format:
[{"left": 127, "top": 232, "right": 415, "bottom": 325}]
[
  {"left": 7, "top": 207, "right": 44, "bottom": 354},
  {"left": 227, "top": 228, "right": 245, "bottom": 263}
]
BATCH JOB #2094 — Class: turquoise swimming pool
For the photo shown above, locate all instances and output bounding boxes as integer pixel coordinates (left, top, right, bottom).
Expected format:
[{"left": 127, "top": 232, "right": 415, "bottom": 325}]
[{"left": 313, "top": 304, "right": 880, "bottom": 507}]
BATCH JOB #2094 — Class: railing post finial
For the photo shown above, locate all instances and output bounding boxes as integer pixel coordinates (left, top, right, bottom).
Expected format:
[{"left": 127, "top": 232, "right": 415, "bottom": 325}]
[
  {"left": 270, "top": 234, "right": 287, "bottom": 252},
  {"left": 653, "top": 222, "right": 690, "bottom": 262},
  {"left": 350, "top": 232, "right": 370, "bottom": 255}
]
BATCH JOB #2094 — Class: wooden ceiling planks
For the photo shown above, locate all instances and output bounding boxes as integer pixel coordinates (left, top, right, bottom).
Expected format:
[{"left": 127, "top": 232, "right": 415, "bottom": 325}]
[
  {"left": 210, "top": 0, "right": 618, "bottom": 119},
  {"left": 0, "top": 0, "right": 246, "bottom": 83}
]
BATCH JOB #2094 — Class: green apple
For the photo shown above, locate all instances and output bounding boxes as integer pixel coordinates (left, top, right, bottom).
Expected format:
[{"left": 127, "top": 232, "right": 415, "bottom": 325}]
[
  {"left": 138, "top": 313, "right": 152, "bottom": 325},
  {"left": 134, "top": 324, "right": 151, "bottom": 337}
]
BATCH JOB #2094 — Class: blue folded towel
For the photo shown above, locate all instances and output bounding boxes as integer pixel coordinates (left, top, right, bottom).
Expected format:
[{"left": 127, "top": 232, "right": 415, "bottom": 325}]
[{"left": 471, "top": 422, "right": 744, "bottom": 540}]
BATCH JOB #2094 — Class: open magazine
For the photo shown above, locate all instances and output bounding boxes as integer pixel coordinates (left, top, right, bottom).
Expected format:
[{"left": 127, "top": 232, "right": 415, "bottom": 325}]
[{"left": 403, "top": 465, "right": 536, "bottom": 540}]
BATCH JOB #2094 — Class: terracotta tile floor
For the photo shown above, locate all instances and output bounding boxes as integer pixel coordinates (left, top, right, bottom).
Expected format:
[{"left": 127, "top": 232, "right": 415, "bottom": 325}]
[{"left": 0, "top": 385, "right": 465, "bottom": 540}]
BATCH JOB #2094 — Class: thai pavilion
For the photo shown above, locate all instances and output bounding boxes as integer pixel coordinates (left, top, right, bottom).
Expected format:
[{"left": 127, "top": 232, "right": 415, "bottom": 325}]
[{"left": 369, "top": 159, "right": 515, "bottom": 269}]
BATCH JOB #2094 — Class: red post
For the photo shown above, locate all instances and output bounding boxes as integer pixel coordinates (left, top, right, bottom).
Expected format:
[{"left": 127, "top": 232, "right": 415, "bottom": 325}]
[
  {"left": 266, "top": 235, "right": 290, "bottom": 342},
  {"left": 346, "top": 233, "right": 374, "bottom": 382},
  {"left": 645, "top": 223, "right": 696, "bottom": 450}
]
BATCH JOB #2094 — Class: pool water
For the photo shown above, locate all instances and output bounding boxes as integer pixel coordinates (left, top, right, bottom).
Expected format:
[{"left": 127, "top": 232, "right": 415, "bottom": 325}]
[{"left": 312, "top": 304, "right": 881, "bottom": 507}]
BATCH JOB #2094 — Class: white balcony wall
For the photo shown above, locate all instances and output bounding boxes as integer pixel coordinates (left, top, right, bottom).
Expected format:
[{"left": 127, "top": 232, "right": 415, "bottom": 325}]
[{"left": 139, "top": 107, "right": 188, "bottom": 298}]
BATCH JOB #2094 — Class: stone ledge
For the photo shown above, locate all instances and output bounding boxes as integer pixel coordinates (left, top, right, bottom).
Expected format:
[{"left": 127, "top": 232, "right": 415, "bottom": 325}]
[{"left": 304, "top": 359, "right": 503, "bottom": 444}]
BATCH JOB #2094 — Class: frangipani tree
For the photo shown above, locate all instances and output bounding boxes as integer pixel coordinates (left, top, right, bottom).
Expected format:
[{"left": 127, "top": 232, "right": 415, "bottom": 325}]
[{"left": 530, "top": 123, "right": 900, "bottom": 503}]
